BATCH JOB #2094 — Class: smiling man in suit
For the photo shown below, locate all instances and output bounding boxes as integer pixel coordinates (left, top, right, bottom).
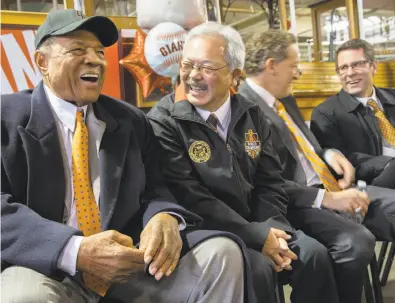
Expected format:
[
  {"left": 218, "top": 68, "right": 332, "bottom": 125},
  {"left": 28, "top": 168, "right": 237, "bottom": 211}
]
[
  {"left": 310, "top": 39, "right": 395, "bottom": 189},
  {"left": 1, "top": 9, "right": 247, "bottom": 303},
  {"left": 239, "top": 29, "right": 395, "bottom": 303}
]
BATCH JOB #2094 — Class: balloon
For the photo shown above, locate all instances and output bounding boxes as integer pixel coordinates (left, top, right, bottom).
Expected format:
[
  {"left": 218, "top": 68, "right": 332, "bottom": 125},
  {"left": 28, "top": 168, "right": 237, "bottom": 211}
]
[
  {"left": 144, "top": 22, "right": 187, "bottom": 79},
  {"left": 119, "top": 29, "right": 172, "bottom": 98},
  {"left": 136, "top": 0, "right": 206, "bottom": 30}
]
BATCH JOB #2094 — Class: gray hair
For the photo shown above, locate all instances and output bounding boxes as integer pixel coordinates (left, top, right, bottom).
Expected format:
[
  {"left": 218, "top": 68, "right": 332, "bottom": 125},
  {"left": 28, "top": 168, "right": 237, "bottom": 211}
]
[
  {"left": 244, "top": 30, "right": 296, "bottom": 76},
  {"left": 183, "top": 22, "right": 245, "bottom": 71},
  {"left": 37, "top": 36, "right": 57, "bottom": 53}
]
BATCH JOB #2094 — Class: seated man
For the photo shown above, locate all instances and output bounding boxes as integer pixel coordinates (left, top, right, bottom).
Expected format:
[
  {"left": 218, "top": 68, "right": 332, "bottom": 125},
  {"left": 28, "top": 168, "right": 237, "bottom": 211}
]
[
  {"left": 239, "top": 30, "right": 395, "bottom": 303},
  {"left": 1, "top": 10, "right": 247, "bottom": 303},
  {"left": 310, "top": 38, "right": 395, "bottom": 189},
  {"left": 148, "top": 22, "right": 339, "bottom": 303}
]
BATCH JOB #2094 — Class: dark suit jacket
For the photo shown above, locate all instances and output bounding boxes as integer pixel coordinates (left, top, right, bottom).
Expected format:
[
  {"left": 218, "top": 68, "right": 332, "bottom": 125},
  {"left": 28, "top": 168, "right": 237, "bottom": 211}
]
[
  {"left": 310, "top": 87, "right": 395, "bottom": 183},
  {"left": 1, "top": 82, "right": 204, "bottom": 281},
  {"left": 239, "top": 83, "right": 324, "bottom": 209}
]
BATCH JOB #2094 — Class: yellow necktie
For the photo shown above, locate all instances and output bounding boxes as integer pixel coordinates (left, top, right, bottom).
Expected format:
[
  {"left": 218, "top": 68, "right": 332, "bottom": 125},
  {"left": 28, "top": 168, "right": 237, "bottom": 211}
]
[
  {"left": 276, "top": 102, "right": 341, "bottom": 192},
  {"left": 72, "top": 111, "right": 109, "bottom": 296},
  {"left": 367, "top": 100, "right": 395, "bottom": 146}
]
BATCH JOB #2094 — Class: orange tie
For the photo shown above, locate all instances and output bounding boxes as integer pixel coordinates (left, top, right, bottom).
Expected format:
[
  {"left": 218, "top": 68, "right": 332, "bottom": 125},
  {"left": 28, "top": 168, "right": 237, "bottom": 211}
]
[
  {"left": 367, "top": 100, "right": 395, "bottom": 146},
  {"left": 276, "top": 102, "right": 341, "bottom": 192},
  {"left": 72, "top": 111, "right": 109, "bottom": 296}
]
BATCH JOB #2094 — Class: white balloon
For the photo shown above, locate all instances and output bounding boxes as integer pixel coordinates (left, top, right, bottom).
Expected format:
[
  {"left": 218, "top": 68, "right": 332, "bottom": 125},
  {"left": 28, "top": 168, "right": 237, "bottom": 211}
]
[
  {"left": 144, "top": 22, "right": 187, "bottom": 78},
  {"left": 137, "top": 0, "right": 206, "bottom": 30}
]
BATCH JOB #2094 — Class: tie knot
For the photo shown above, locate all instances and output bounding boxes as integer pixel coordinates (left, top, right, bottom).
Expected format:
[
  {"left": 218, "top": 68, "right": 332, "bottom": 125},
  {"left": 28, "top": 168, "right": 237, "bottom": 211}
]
[
  {"left": 76, "top": 110, "right": 84, "bottom": 122},
  {"left": 275, "top": 100, "right": 285, "bottom": 114},
  {"left": 367, "top": 99, "right": 379, "bottom": 111},
  {"left": 207, "top": 113, "right": 219, "bottom": 129}
]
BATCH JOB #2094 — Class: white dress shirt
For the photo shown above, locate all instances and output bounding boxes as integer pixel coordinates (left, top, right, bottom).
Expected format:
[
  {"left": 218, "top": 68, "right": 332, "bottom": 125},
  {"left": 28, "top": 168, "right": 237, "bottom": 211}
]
[
  {"left": 246, "top": 78, "right": 326, "bottom": 208},
  {"left": 45, "top": 85, "right": 90, "bottom": 276},
  {"left": 195, "top": 94, "right": 231, "bottom": 142},
  {"left": 44, "top": 85, "right": 185, "bottom": 276},
  {"left": 356, "top": 88, "right": 395, "bottom": 158}
]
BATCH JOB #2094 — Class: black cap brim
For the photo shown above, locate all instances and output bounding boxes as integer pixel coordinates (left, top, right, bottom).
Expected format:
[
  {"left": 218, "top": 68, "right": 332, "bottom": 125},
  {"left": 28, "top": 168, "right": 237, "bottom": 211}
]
[{"left": 45, "top": 16, "right": 118, "bottom": 47}]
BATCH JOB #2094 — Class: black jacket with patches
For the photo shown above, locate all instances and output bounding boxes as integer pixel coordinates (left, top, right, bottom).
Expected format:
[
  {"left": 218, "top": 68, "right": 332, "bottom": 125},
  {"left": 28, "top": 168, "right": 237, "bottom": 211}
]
[{"left": 148, "top": 89, "right": 292, "bottom": 252}]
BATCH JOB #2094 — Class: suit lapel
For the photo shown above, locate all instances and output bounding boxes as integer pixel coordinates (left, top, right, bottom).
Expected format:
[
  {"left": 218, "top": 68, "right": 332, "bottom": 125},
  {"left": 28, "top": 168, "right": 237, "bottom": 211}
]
[
  {"left": 376, "top": 88, "right": 395, "bottom": 126},
  {"left": 239, "top": 84, "right": 300, "bottom": 161},
  {"left": 93, "top": 101, "right": 130, "bottom": 230},
  {"left": 338, "top": 89, "right": 381, "bottom": 154},
  {"left": 18, "top": 82, "right": 66, "bottom": 223}
]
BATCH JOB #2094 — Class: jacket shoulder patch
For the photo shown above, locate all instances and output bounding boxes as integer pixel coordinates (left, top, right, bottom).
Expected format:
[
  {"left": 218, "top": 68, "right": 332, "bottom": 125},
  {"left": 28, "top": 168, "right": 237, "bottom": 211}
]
[
  {"left": 189, "top": 141, "right": 211, "bottom": 163},
  {"left": 244, "top": 129, "right": 261, "bottom": 159}
]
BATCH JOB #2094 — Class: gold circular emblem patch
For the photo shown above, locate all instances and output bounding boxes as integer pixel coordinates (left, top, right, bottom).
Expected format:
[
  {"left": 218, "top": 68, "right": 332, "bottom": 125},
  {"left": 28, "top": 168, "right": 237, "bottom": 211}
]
[{"left": 189, "top": 141, "right": 211, "bottom": 163}]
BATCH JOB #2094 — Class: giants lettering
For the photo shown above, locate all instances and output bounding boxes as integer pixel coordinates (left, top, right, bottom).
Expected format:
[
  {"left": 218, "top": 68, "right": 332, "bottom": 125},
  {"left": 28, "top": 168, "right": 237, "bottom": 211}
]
[{"left": 159, "top": 40, "right": 185, "bottom": 57}]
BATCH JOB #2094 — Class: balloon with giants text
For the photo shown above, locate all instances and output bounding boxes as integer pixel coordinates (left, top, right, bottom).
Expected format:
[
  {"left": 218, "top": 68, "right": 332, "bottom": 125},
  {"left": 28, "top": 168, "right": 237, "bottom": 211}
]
[{"left": 144, "top": 22, "right": 187, "bottom": 80}]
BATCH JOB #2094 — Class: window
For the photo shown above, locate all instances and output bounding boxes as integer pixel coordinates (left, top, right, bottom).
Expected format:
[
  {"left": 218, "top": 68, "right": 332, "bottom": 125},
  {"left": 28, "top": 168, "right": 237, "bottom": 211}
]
[
  {"left": 361, "top": 0, "right": 395, "bottom": 61},
  {"left": 1, "top": 0, "right": 64, "bottom": 12}
]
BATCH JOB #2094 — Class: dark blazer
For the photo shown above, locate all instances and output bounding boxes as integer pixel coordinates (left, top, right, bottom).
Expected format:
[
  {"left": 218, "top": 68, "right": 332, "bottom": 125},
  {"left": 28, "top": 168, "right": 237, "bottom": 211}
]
[
  {"left": 239, "top": 83, "right": 324, "bottom": 209},
  {"left": 1, "top": 82, "right": 205, "bottom": 280},
  {"left": 148, "top": 88, "right": 293, "bottom": 253},
  {"left": 310, "top": 87, "right": 395, "bottom": 183}
]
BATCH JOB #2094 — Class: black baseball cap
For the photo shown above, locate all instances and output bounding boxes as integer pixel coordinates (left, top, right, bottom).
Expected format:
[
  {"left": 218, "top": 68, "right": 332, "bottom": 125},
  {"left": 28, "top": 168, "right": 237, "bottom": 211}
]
[{"left": 35, "top": 9, "right": 118, "bottom": 49}]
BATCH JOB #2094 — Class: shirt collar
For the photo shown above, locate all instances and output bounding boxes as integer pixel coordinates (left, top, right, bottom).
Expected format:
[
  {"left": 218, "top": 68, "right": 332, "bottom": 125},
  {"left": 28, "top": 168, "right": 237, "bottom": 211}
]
[
  {"left": 246, "top": 78, "right": 276, "bottom": 108},
  {"left": 195, "top": 94, "right": 231, "bottom": 127},
  {"left": 355, "top": 87, "right": 377, "bottom": 107},
  {"left": 44, "top": 85, "right": 88, "bottom": 132}
]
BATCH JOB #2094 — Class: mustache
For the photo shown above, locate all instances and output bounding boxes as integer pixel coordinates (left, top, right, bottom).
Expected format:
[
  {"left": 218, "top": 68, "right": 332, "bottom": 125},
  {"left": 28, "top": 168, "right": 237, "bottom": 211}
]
[{"left": 186, "top": 81, "right": 208, "bottom": 90}]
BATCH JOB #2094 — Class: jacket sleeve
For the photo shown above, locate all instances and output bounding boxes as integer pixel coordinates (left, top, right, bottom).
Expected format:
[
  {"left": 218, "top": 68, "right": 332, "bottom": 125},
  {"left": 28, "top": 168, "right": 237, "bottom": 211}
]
[
  {"left": 134, "top": 113, "right": 202, "bottom": 228},
  {"left": 283, "top": 180, "right": 320, "bottom": 209},
  {"left": 148, "top": 110, "right": 282, "bottom": 252},
  {"left": 1, "top": 163, "right": 81, "bottom": 279},
  {"left": 311, "top": 106, "right": 393, "bottom": 182}
]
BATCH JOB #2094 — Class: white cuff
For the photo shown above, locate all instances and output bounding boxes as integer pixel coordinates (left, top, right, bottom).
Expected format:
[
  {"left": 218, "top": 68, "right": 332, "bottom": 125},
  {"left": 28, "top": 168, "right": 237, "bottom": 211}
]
[
  {"left": 323, "top": 149, "right": 340, "bottom": 167},
  {"left": 165, "top": 212, "right": 187, "bottom": 231},
  {"left": 322, "top": 149, "right": 336, "bottom": 167},
  {"left": 312, "top": 189, "right": 326, "bottom": 209},
  {"left": 57, "top": 235, "right": 84, "bottom": 276}
]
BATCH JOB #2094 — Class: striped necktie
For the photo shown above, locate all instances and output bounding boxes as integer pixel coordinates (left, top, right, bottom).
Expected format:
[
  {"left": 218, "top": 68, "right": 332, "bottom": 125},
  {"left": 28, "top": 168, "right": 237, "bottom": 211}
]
[
  {"left": 72, "top": 110, "right": 109, "bottom": 296},
  {"left": 276, "top": 102, "right": 341, "bottom": 192},
  {"left": 206, "top": 113, "right": 219, "bottom": 132},
  {"left": 367, "top": 99, "right": 395, "bottom": 146}
]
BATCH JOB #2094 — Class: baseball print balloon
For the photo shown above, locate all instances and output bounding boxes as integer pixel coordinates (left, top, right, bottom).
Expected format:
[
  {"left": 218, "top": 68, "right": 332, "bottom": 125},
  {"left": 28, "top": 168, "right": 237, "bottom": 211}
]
[{"left": 144, "top": 22, "right": 187, "bottom": 79}]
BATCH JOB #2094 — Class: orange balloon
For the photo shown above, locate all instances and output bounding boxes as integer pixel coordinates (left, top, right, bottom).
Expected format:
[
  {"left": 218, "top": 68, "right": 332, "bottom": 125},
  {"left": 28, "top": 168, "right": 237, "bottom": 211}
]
[{"left": 119, "top": 29, "right": 171, "bottom": 98}]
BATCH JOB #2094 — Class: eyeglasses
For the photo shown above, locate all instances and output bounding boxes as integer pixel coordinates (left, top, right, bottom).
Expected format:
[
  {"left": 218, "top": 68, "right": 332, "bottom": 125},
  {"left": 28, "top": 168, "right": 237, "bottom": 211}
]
[
  {"left": 336, "top": 60, "right": 370, "bottom": 74},
  {"left": 180, "top": 61, "right": 228, "bottom": 76}
]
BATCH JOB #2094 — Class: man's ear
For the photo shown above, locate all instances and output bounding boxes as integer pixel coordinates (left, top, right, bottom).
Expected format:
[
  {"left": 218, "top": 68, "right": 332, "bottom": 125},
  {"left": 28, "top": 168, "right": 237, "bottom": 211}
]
[
  {"left": 371, "top": 60, "right": 378, "bottom": 76},
  {"left": 265, "top": 58, "right": 276, "bottom": 75},
  {"left": 231, "top": 68, "right": 242, "bottom": 87},
  {"left": 34, "top": 50, "right": 48, "bottom": 76}
]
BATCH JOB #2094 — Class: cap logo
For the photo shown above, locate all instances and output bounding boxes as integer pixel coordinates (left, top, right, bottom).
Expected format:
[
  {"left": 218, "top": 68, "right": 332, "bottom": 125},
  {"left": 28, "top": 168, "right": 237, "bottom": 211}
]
[{"left": 76, "top": 10, "right": 84, "bottom": 17}]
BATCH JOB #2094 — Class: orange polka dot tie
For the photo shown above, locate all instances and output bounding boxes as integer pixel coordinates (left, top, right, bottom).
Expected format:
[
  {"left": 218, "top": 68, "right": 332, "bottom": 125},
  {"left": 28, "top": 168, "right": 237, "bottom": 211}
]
[
  {"left": 367, "top": 100, "right": 395, "bottom": 146},
  {"left": 276, "top": 102, "right": 341, "bottom": 192},
  {"left": 72, "top": 111, "right": 109, "bottom": 296}
]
